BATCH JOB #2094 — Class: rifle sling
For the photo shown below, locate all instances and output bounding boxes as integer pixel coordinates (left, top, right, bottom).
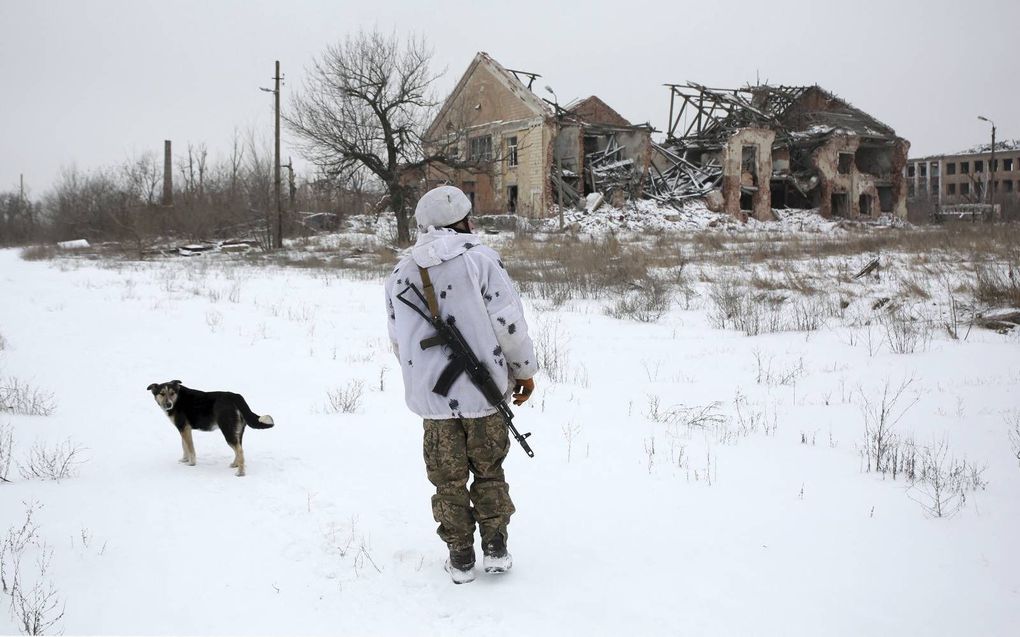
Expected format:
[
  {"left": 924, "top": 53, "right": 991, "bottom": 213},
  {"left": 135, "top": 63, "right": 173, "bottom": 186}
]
[{"left": 418, "top": 266, "right": 441, "bottom": 320}]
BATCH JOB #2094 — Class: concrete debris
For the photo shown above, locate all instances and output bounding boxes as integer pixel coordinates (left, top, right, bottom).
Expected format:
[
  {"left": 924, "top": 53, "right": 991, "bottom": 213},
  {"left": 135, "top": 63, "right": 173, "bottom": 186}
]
[{"left": 646, "top": 143, "right": 722, "bottom": 206}]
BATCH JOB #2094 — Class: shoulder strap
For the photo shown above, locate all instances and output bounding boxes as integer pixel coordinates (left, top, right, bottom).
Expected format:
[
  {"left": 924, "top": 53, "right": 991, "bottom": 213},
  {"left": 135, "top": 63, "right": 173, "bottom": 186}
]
[{"left": 418, "top": 266, "right": 441, "bottom": 320}]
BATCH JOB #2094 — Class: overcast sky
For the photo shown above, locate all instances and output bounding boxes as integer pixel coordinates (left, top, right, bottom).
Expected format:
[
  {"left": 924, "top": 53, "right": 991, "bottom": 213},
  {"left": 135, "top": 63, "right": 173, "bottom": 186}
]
[{"left": 1, "top": 0, "right": 1016, "bottom": 194}]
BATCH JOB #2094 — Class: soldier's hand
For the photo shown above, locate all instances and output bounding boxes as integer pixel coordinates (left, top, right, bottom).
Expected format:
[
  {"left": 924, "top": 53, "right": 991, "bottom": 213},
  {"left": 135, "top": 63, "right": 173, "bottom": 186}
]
[{"left": 512, "top": 378, "right": 535, "bottom": 406}]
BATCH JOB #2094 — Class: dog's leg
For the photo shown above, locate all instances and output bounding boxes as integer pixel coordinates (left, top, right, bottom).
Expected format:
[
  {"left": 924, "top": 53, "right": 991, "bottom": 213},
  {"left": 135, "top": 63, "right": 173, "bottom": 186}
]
[
  {"left": 178, "top": 430, "right": 190, "bottom": 463},
  {"left": 183, "top": 425, "right": 197, "bottom": 466},
  {"left": 222, "top": 411, "right": 246, "bottom": 476},
  {"left": 232, "top": 444, "right": 246, "bottom": 477}
]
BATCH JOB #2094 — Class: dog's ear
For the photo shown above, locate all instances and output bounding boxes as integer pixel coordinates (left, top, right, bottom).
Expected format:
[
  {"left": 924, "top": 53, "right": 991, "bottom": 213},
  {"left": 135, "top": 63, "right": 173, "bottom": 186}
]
[
  {"left": 170, "top": 380, "right": 182, "bottom": 388},
  {"left": 147, "top": 383, "right": 159, "bottom": 392}
]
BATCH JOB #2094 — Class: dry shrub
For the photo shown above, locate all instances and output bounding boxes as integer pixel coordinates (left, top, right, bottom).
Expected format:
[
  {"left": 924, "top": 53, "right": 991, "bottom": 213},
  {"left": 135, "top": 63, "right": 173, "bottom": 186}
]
[
  {"left": 1007, "top": 411, "right": 1020, "bottom": 467},
  {"left": 897, "top": 273, "right": 932, "bottom": 299},
  {"left": 0, "top": 422, "right": 13, "bottom": 482},
  {"left": 708, "top": 280, "right": 824, "bottom": 335},
  {"left": 749, "top": 267, "right": 820, "bottom": 296},
  {"left": 749, "top": 271, "right": 786, "bottom": 292},
  {"left": 860, "top": 378, "right": 919, "bottom": 476},
  {"left": 507, "top": 234, "right": 654, "bottom": 302},
  {"left": 692, "top": 233, "right": 726, "bottom": 253},
  {"left": 646, "top": 396, "right": 725, "bottom": 429},
  {"left": 691, "top": 224, "right": 1020, "bottom": 267},
  {"left": 19, "top": 245, "right": 57, "bottom": 261},
  {"left": 18, "top": 439, "right": 83, "bottom": 481},
  {"left": 0, "top": 378, "right": 57, "bottom": 417},
  {"left": 604, "top": 276, "right": 672, "bottom": 323},
  {"left": 534, "top": 316, "right": 571, "bottom": 383},
  {"left": 881, "top": 308, "right": 931, "bottom": 354},
  {"left": 2, "top": 502, "right": 66, "bottom": 635},
  {"left": 326, "top": 380, "right": 365, "bottom": 414},
  {"left": 973, "top": 263, "right": 1020, "bottom": 308},
  {"left": 908, "top": 438, "right": 988, "bottom": 518}
]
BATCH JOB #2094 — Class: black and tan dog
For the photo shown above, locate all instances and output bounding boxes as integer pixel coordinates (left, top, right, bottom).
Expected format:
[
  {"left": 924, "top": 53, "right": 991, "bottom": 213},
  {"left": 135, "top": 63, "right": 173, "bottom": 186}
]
[{"left": 146, "top": 380, "right": 274, "bottom": 476}]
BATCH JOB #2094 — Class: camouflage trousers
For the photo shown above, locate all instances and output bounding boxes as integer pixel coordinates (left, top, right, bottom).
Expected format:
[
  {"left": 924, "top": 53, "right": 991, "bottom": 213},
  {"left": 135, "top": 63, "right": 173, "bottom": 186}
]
[{"left": 422, "top": 413, "right": 515, "bottom": 550}]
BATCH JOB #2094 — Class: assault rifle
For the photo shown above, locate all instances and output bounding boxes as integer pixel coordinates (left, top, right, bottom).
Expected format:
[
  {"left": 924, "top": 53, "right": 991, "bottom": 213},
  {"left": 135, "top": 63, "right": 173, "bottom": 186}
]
[{"left": 396, "top": 268, "right": 534, "bottom": 457}]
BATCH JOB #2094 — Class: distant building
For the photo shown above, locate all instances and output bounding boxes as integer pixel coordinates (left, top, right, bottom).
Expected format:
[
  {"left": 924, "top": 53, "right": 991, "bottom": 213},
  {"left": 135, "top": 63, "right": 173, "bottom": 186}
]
[
  {"left": 422, "top": 52, "right": 652, "bottom": 217},
  {"left": 907, "top": 141, "right": 1020, "bottom": 206}
]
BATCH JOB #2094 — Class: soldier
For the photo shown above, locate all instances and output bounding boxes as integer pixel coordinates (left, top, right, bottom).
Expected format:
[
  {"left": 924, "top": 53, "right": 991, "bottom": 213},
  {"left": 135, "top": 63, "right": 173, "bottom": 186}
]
[{"left": 385, "top": 185, "right": 538, "bottom": 584}]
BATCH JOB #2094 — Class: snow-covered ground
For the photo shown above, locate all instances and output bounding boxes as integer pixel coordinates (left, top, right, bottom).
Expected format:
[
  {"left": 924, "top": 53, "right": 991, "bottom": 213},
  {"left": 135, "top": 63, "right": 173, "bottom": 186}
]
[{"left": 1, "top": 234, "right": 1018, "bottom": 636}]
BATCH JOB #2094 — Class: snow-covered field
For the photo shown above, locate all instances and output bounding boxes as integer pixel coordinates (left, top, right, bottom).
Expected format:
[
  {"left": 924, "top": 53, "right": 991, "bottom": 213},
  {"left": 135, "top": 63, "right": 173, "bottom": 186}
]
[{"left": 1, "top": 227, "right": 1019, "bottom": 635}]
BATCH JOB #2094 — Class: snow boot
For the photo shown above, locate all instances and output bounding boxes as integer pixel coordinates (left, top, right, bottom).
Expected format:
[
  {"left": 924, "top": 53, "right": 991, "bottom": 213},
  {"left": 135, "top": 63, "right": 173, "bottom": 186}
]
[
  {"left": 444, "top": 545, "right": 476, "bottom": 584},
  {"left": 483, "top": 535, "right": 512, "bottom": 574}
]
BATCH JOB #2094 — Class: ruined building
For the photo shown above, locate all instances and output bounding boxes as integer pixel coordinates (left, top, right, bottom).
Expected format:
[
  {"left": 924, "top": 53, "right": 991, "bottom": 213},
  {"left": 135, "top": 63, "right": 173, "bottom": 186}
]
[
  {"left": 423, "top": 52, "right": 652, "bottom": 217},
  {"left": 908, "top": 140, "right": 1020, "bottom": 205},
  {"left": 657, "top": 83, "right": 910, "bottom": 220}
]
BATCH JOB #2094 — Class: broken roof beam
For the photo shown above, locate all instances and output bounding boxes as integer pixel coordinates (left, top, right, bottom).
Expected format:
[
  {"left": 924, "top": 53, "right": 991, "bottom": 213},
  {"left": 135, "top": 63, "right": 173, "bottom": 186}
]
[
  {"left": 505, "top": 68, "right": 541, "bottom": 90},
  {"left": 665, "top": 82, "right": 789, "bottom": 142}
]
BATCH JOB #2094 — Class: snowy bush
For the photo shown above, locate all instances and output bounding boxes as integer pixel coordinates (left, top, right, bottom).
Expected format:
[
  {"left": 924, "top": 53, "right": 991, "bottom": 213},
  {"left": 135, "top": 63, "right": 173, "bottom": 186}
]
[
  {"left": 0, "top": 423, "right": 12, "bottom": 483},
  {"left": 646, "top": 396, "right": 724, "bottom": 430},
  {"left": 881, "top": 308, "right": 931, "bottom": 354},
  {"left": 1, "top": 502, "right": 39, "bottom": 595},
  {"left": 604, "top": 276, "right": 672, "bottom": 323},
  {"left": 732, "top": 392, "right": 778, "bottom": 438},
  {"left": 534, "top": 316, "right": 571, "bottom": 384},
  {"left": 1, "top": 502, "right": 66, "bottom": 635},
  {"left": 561, "top": 421, "right": 581, "bottom": 463},
  {"left": 205, "top": 309, "right": 223, "bottom": 332},
  {"left": 11, "top": 546, "right": 65, "bottom": 636},
  {"left": 0, "top": 378, "right": 56, "bottom": 417},
  {"left": 859, "top": 378, "right": 919, "bottom": 475},
  {"left": 326, "top": 380, "right": 365, "bottom": 414},
  {"left": 908, "top": 438, "right": 987, "bottom": 518},
  {"left": 18, "top": 245, "right": 58, "bottom": 262},
  {"left": 18, "top": 439, "right": 83, "bottom": 482},
  {"left": 707, "top": 280, "right": 824, "bottom": 336},
  {"left": 753, "top": 351, "right": 805, "bottom": 386},
  {"left": 1007, "top": 412, "right": 1020, "bottom": 468},
  {"left": 972, "top": 263, "right": 1020, "bottom": 308},
  {"left": 706, "top": 279, "right": 742, "bottom": 330},
  {"left": 858, "top": 380, "right": 986, "bottom": 517},
  {"left": 789, "top": 297, "right": 827, "bottom": 332}
]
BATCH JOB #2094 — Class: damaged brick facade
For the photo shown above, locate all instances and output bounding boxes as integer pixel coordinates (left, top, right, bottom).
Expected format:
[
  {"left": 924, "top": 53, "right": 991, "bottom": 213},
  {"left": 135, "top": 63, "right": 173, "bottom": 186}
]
[
  {"left": 661, "top": 84, "right": 910, "bottom": 221},
  {"left": 423, "top": 53, "right": 651, "bottom": 217}
]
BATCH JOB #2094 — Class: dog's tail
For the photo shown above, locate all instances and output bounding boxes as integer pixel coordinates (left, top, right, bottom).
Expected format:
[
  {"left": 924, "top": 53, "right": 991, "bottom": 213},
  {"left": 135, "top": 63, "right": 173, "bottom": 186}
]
[{"left": 237, "top": 396, "right": 274, "bottom": 429}]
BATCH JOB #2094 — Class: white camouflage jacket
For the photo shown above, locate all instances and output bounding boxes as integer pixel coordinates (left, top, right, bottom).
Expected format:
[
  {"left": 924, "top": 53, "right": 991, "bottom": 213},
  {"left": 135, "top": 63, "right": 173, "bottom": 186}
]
[{"left": 385, "top": 228, "right": 538, "bottom": 420}]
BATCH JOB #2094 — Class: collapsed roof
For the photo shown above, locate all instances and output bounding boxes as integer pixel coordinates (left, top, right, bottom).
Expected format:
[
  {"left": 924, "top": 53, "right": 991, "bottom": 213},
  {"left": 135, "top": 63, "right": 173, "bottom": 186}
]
[
  {"left": 652, "top": 82, "right": 910, "bottom": 218},
  {"left": 665, "top": 83, "right": 899, "bottom": 149}
]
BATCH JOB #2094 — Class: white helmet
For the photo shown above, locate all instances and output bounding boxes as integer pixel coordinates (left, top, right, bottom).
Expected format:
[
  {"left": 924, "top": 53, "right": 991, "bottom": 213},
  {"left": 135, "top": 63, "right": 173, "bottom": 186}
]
[{"left": 414, "top": 185, "right": 472, "bottom": 230}]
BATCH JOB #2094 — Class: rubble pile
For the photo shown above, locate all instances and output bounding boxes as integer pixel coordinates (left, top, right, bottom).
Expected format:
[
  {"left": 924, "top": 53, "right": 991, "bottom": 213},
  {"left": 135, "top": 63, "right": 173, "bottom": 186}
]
[{"left": 645, "top": 143, "right": 722, "bottom": 206}]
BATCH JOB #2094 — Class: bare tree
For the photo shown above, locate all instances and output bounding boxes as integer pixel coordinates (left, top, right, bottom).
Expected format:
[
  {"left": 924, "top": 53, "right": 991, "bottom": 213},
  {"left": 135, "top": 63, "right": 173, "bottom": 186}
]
[
  {"left": 286, "top": 29, "right": 450, "bottom": 245},
  {"left": 0, "top": 187, "right": 39, "bottom": 247}
]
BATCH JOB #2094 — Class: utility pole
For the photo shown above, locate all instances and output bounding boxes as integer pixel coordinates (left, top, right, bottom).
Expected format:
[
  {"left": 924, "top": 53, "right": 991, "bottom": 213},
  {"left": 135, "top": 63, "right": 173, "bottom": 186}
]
[
  {"left": 261, "top": 61, "right": 284, "bottom": 249},
  {"left": 989, "top": 125, "right": 996, "bottom": 208},
  {"left": 978, "top": 115, "right": 996, "bottom": 214},
  {"left": 162, "top": 140, "right": 173, "bottom": 206},
  {"left": 274, "top": 61, "right": 283, "bottom": 249}
]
